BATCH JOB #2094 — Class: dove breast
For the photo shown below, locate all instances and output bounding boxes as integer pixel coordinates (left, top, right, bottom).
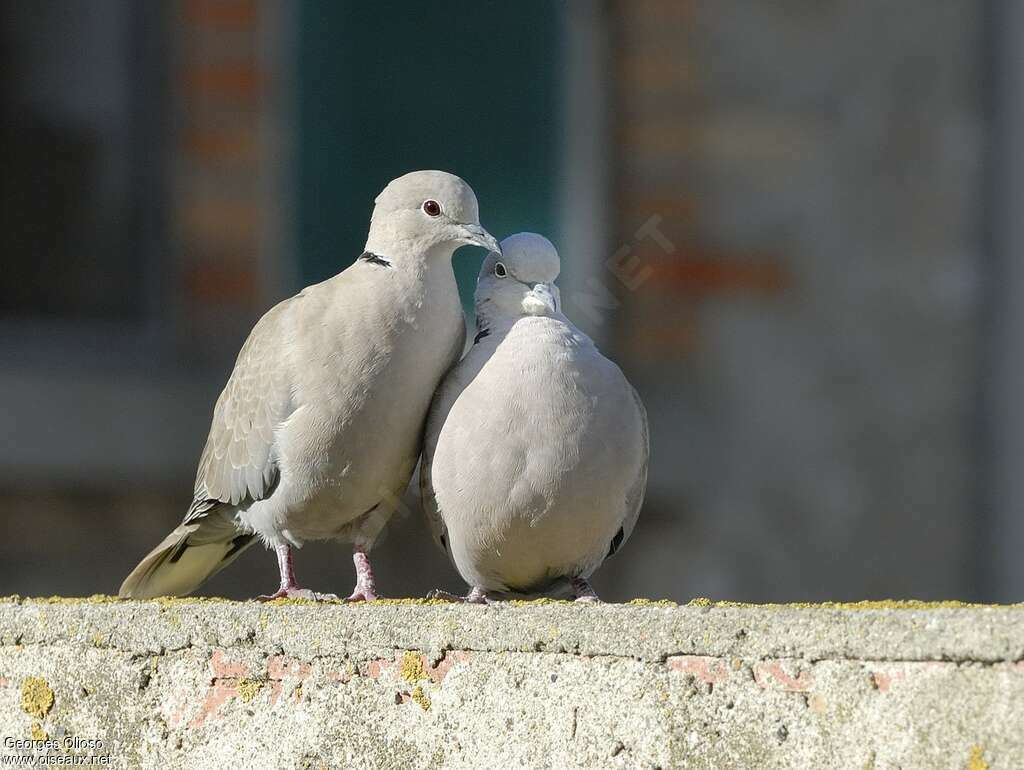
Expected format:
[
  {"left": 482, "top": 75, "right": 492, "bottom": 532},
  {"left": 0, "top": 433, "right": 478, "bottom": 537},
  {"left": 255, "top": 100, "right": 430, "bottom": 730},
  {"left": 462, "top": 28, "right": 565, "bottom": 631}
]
[
  {"left": 424, "top": 314, "right": 647, "bottom": 594},
  {"left": 228, "top": 253, "right": 465, "bottom": 547}
]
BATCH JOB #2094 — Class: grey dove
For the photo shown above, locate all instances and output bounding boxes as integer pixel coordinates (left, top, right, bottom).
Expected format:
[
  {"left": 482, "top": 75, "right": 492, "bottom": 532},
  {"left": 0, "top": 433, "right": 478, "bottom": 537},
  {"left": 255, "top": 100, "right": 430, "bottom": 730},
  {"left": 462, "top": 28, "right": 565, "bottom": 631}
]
[
  {"left": 420, "top": 232, "right": 649, "bottom": 602},
  {"left": 120, "top": 170, "right": 498, "bottom": 601}
]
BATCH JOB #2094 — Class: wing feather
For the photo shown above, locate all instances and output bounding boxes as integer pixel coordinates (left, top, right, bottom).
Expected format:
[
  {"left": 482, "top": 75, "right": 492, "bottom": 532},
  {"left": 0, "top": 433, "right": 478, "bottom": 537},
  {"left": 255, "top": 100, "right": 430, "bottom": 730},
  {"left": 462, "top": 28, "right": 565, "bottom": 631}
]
[
  {"left": 186, "top": 301, "right": 295, "bottom": 521},
  {"left": 612, "top": 383, "right": 649, "bottom": 553},
  {"left": 419, "top": 324, "right": 469, "bottom": 554}
]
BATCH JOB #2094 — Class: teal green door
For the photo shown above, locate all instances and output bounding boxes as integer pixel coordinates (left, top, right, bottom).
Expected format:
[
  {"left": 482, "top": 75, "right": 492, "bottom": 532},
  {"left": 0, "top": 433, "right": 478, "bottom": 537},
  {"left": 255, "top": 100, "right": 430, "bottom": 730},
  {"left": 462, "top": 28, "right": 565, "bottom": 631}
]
[{"left": 295, "top": 1, "right": 562, "bottom": 308}]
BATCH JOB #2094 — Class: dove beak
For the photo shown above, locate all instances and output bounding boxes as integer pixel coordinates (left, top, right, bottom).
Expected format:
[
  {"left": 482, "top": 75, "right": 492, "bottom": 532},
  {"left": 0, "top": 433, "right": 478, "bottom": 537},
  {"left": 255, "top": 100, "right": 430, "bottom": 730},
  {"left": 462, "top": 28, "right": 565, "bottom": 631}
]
[
  {"left": 522, "top": 282, "right": 558, "bottom": 316},
  {"left": 458, "top": 223, "right": 502, "bottom": 255}
]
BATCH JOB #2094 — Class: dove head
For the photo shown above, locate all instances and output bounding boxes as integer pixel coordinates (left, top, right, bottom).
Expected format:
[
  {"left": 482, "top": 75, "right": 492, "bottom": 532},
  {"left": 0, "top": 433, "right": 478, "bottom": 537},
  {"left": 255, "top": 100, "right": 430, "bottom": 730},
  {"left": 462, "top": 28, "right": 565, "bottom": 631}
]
[
  {"left": 364, "top": 170, "right": 500, "bottom": 262},
  {"left": 475, "top": 232, "right": 562, "bottom": 326}
]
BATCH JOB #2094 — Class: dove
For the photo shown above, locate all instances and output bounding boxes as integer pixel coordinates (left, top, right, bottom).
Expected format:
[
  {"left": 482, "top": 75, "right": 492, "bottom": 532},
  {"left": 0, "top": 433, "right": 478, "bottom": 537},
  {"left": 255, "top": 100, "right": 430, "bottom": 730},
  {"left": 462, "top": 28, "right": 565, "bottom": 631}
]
[
  {"left": 120, "top": 170, "right": 499, "bottom": 601},
  {"left": 420, "top": 232, "right": 649, "bottom": 602}
]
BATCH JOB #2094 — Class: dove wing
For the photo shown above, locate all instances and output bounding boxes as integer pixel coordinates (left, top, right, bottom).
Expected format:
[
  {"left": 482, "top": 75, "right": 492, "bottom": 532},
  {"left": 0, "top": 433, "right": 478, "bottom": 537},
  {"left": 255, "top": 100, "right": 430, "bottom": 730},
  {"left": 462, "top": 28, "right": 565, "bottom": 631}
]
[
  {"left": 607, "top": 383, "right": 649, "bottom": 558},
  {"left": 186, "top": 300, "right": 296, "bottom": 523},
  {"left": 419, "top": 354, "right": 472, "bottom": 555}
]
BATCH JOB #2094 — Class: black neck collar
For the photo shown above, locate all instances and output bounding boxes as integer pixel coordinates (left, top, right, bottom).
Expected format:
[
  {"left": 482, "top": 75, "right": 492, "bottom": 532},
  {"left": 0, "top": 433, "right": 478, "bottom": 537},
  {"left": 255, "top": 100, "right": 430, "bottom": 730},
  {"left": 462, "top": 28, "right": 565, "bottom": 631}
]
[{"left": 359, "top": 251, "right": 392, "bottom": 268}]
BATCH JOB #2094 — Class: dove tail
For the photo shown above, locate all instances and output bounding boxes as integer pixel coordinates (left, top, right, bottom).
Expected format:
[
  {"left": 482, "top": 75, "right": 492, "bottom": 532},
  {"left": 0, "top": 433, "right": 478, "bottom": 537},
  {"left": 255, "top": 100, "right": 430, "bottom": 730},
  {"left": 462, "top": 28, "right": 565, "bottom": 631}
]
[{"left": 118, "top": 517, "right": 256, "bottom": 599}]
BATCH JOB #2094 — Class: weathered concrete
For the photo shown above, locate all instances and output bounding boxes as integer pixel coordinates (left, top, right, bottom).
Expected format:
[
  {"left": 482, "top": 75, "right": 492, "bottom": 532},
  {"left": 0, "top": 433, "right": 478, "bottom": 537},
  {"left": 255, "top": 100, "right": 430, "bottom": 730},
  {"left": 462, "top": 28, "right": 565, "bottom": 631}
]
[{"left": 0, "top": 598, "right": 1021, "bottom": 768}]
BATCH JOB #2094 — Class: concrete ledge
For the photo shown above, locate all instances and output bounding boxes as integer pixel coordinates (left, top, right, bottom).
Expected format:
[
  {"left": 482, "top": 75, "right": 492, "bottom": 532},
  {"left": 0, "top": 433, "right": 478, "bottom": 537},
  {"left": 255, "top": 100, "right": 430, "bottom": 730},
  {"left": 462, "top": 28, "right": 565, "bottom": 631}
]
[{"left": 0, "top": 598, "right": 1022, "bottom": 768}]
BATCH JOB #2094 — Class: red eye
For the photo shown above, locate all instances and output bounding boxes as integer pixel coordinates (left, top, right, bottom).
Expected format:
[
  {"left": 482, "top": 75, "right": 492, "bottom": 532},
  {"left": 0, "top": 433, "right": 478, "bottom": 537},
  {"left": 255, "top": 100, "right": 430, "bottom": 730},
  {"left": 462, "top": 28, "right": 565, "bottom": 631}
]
[{"left": 422, "top": 200, "right": 442, "bottom": 217}]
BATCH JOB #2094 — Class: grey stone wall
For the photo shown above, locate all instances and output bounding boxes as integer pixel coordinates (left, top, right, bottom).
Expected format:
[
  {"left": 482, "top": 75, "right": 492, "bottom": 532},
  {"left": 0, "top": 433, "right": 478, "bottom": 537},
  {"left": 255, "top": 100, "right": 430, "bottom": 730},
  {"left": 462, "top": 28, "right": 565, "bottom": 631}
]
[{"left": 1, "top": 599, "right": 1022, "bottom": 769}]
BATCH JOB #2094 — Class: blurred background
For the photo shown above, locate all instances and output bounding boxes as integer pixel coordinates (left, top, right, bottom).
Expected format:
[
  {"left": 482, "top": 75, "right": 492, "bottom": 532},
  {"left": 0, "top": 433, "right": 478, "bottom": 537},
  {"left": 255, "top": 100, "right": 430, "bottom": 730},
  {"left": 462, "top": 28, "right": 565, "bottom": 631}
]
[{"left": 2, "top": 0, "right": 1021, "bottom": 603}]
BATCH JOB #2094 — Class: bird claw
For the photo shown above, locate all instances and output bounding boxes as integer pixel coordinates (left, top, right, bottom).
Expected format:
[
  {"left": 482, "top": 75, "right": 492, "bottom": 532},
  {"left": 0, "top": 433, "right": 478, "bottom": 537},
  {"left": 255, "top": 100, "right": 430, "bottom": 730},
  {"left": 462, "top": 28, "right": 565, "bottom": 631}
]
[
  {"left": 427, "top": 587, "right": 489, "bottom": 604},
  {"left": 342, "top": 587, "right": 380, "bottom": 603},
  {"left": 257, "top": 587, "right": 339, "bottom": 602},
  {"left": 570, "top": 577, "right": 601, "bottom": 603}
]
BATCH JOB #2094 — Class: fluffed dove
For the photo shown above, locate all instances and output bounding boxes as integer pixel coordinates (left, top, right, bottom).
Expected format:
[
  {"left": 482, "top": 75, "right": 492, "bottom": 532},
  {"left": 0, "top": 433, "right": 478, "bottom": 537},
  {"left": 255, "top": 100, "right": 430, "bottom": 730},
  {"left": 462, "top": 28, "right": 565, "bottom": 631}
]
[
  {"left": 420, "top": 232, "right": 649, "bottom": 602},
  {"left": 120, "top": 170, "right": 499, "bottom": 601}
]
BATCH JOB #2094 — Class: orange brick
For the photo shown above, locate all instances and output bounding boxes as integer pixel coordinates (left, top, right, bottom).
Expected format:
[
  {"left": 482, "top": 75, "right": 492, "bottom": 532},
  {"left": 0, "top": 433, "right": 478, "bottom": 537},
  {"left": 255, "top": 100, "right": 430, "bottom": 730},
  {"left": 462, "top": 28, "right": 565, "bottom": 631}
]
[
  {"left": 180, "top": 199, "right": 260, "bottom": 249},
  {"left": 183, "top": 64, "right": 262, "bottom": 101},
  {"left": 182, "top": 0, "right": 258, "bottom": 27},
  {"left": 619, "top": 53, "right": 698, "bottom": 92},
  {"left": 626, "top": 317, "right": 699, "bottom": 359},
  {"left": 183, "top": 260, "right": 258, "bottom": 305},
  {"left": 183, "top": 128, "right": 259, "bottom": 166},
  {"left": 621, "top": 195, "right": 697, "bottom": 227},
  {"left": 645, "top": 255, "right": 788, "bottom": 296},
  {"left": 614, "top": 0, "right": 694, "bottom": 23}
]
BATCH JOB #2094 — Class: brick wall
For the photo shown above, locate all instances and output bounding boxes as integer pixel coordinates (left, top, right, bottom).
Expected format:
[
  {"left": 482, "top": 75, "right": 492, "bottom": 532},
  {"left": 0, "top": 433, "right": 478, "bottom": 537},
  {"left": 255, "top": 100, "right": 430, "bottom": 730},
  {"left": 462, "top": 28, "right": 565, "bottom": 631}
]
[
  {"left": 173, "top": 0, "right": 279, "bottom": 360},
  {"left": 601, "top": 0, "right": 985, "bottom": 602}
]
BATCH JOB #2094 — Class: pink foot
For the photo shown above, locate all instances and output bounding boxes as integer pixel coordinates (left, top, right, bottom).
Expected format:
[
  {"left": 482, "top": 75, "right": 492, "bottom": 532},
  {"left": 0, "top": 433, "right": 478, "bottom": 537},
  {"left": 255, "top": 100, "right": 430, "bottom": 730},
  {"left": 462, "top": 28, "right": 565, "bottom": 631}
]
[
  {"left": 342, "top": 547, "right": 381, "bottom": 603},
  {"left": 256, "top": 544, "right": 338, "bottom": 602},
  {"left": 571, "top": 577, "right": 601, "bottom": 603},
  {"left": 344, "top": 587, "right": 378, "bottom": 602}
]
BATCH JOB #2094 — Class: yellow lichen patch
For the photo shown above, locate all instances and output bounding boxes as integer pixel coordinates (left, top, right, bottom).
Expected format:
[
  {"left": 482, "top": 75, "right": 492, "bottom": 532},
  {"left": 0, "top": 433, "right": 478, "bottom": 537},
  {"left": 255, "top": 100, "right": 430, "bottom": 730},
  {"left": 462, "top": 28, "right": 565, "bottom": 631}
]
[
  {"left": 89, "top": 632, "right": 105, "bottom": 647},
  {"left": 807, "top": 600, "right": 1000, "bottom": 610},
  {"left": 628, "top": 598, "right": 678, "bottom": 607},
  {"left": 29, "top": 722, "right": 47, "bottom": 741},
  {"left": 0, "top": 594, "right": 239, "bottom": 607},
  {"left": 968, "top": 745, "right": 989, "bottom": 770},
  {"left": 507, "top": 598, "right": 570, "bottom": 606},
  {"left": 686, "top": 598, "right": 1019, "bottom": 610},
  {"left": 400, "top": 652, "right": 427, "bottom": 683},
  {"left": 21, "top": 677, "right": 54, "bottom": 719},
  {"left": 410, "top": 685, "right": 431, "bottom": 710},
  {"left": 370, "top": 598, "right": 457, "bottom": 606},
  {"left": 5, "top": 593, "right": 1020, "bottom": 609},
  {"left": 259, "top": 597, "right": 340, "bottom": 607},
  {"left": 154, "top": 596, "right": 236, "bottom": 610},
  {"left": 237, "top": 678, "right": 265, "bottom": 704},
  {"left": 7, "top": 594, "right": 121, "bottom": 606}
]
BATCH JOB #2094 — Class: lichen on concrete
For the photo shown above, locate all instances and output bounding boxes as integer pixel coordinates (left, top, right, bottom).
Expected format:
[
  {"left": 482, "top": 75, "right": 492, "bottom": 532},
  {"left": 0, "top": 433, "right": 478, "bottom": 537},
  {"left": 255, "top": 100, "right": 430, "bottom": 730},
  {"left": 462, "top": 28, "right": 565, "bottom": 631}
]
[
  {"left": 969, "top": 745, "right": 990, "bottom": 770},
  {"left": 3, "top": 593, "right": 1023, "bottom": 610},
  {"left": 20, "top": 676, "right": 54, "bottom": 719},
  {"left": 1, "top": 600, "right": 1023, "bottom": 768},
  {"left": 236, "top": 678, "right": 265, "bottom": 704},
  {"left": 686, "top": 597, "right": 1023, "bottom": 610},
  {"left": 627, "top": 598, "right": 677, "bottom": 606},
  {"left": 409, "top": 685, "right": 431, "bottom": 711},
  {"left": 400, "top": 652, "right": 428, "bottom": 683}
]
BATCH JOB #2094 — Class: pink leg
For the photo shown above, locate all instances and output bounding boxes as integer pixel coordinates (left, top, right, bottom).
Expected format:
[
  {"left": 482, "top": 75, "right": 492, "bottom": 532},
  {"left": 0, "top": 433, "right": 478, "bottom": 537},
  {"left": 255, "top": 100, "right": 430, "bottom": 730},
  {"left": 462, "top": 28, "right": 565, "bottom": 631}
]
[
  {"left": 344, "top": 545, "right": 380, "bottom": 602},
  {"left": 571, "top": 577, "right": 601, "bottom": 603},
  {"left": 257, "top": 544, "right": 338, "bottom": 602}
]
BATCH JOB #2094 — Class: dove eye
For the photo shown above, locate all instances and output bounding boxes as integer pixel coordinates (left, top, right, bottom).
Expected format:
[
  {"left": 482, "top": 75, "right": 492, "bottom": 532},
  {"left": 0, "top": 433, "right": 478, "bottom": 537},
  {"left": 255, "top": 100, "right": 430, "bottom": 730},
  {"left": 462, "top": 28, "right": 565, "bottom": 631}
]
[
  {"left": 494, "top": 262, "right": 508, "bottom": 278},
  {"left": 422, "top": 200, "right": 442, "bottom": 217}
]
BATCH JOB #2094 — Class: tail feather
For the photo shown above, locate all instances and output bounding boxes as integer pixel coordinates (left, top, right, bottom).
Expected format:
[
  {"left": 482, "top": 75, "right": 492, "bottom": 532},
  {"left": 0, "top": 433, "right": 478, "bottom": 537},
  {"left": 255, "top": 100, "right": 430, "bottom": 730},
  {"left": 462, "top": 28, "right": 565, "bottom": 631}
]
[{"left": 119, "top": 517, "right": 256, "bottom": 599}]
